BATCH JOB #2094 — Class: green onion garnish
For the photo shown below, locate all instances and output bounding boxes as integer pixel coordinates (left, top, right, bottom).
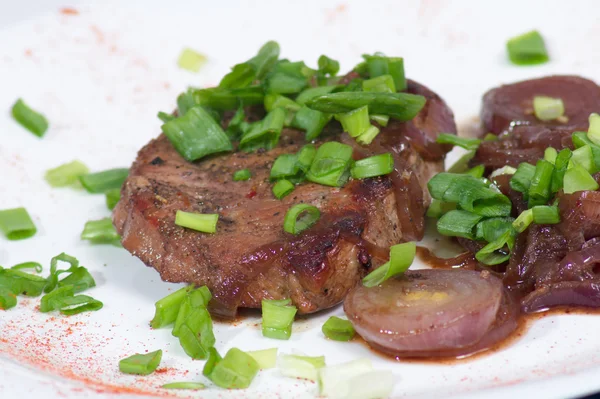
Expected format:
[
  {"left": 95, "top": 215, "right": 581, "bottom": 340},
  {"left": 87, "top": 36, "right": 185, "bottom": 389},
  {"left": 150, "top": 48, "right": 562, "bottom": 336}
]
[
  {"left": 162, "top": 382, "right": 205, "bottom": 390},
  {"left": 296, "top": 144, "right": 317, "bottom": 173},
  {"left": 81, "top": 218, "right": 120, "bottom": 245},
  {"left": 119, "top": 350, "right": 163, "bottom": 376},
  {"left": 306, "top": 142, "right": 353, "bottom": 187},
  {"left": 105, "top": 188, "right": 121, "bottom": 210},
  {"left": 306, "top": 92, "right": 425, "bottom": 121},
  {"left": 10, "top": 262, "right": 42, "bottom": 273},
  {"left": 425, "top": 199, "right": 456, "bottom": 218},
  {"left": 318, "top": 358, "right": 376, "bottom": 398},
  {"left": 11, "top": 98, "right": 49, "bottom": 137},
  {"left": 283, "top": 204, "right": 320, "bottom": 235},
  {"left": 172, "top": 286, "right": 212, "bottom": 337},
  {"left": 291, "top": 106, "right": 332, "bottom": 141},
  {"left": 279, "top": 354, "right": 326, "bottom": 381},
  {"left": 510, "top": 163, "right": 536, "bottom": 195},
  {"left": 273, "top": 179, "right": 295, "bottom": 200},
  {"left": 370, "top": 114, "right": 389, "bottom": 127},
  {"left": 350, "top": 153, "right": 394, "bottom": 179},
  {"left": 551, "top": 148, "right": 572, "bottom": 193},
  {"left": 40, "top": 285, "right": 74, "bottom": 312},
  {"left": 436, "top": 134, "right": 481, "bottom": 151},
  {"left": 447, "top": 151, "right": 476, "bottom": 174},
  {"left": 0, "top": 288, "right": 17, "bottom": 310},
  {"left": 532, "top": 205, "right": 560, "bottom": 224},
  {"left": 0, "top": 268, "right": 47, "bottom": 297},
  {"left": 321, "top": 316, "right": 355, "bottom": 341},
  {"left": 172, "top": 287, "right": 214, "bottom": 359},
  {"left": 571, "top": 145, "right": 596, "bottom": 173},
  {"left": 247, "top": 348, "right": 278, "bottom": 369},
  {"left": 239, "top": 108, "right": 285, "bottom": 152},
  {"left": 362, "top": 74, "right": 396, "bottom": 93},
  {"left": 157, "top": 111, "right": 174, "bottom": 123},
  {"left": 264, "top": 94, "right": 301, "bottom": 113},
  {"left": 362, "top": 54, "right": 406, "bottom": 91},
  {"left": 527, "top": 159, "right": 554, "bottom": 207},
  {"left": 261, "top": 298, "right": 298, "bottom": 340},
  {"left": 356, "top": 125, "right": 381, "bottom": 145},
  {"left": 45, "top": 252, "right": 79, "bottom": 293},
  {"left": 150, "top": 286, "right": 193, "bottom": 329},
  {"left": 296, "top": 86, "right": 340, "bottom": 105},
  {"left": 177, "top": 48, "right": 207, "bottom": 73},
  {"left": 218, "top": 42, "right": 279, "bottom": 89},
  {"left": 203, "top": 347, "right": 260, "bottom": 389},
  {"left": 362, "top": 242, "right": 416, "bottom": 287},
  {"left": 512, "top": 209, "right": 533, "bottom": 233},
  {"left": 79, "top": 168, "right": 129, "bottom": 194},
  {"left": 193, "top": 86, "right": 264, "bottom": 111},
  {"left": 475, "top": 229, "right": 515, "bottom": 265},
  {"left": 475, "top": 217, "right": 514, "bottom": 243},
  {"left": 0, "top": 207, "right": 37, "bottom": 240},
  {"left": 489, "top": 166, "right": 517, "bottom": 178},
  {"left": 437, "top": 210, "right": 483, "bottom": 239},
  {"left": 317, "top": 55, "right": 340, "bottom": 79},
  {"left": 176, "top": 90, "right": 196, "bottom": 116},
  {"left": 175, "top": 211, "right": 218, "bottom": 234},
  {"left": 45, "top": 161, "right": 89, "bottom": 188},
  {"left": 544, "top": 147, "right": 558, "bottom": 164},
  {"left": 57, "top": 266, "right": 96, "bottom": 293},
  {"left": 233, "top": 169, "right": 252, "bottom": 181},
  {"left": 162, "top": 107, "right": 233, "bottom": 161},
  {"left": 588, "top": 113, "right": 600, "bottom": 146},
  {"left": 563, "top": 164, "right": 599, "bottom": 194},
  {"left": 533, "top": 96, "right": 564, "bottom": 121},
  {"left": 336, "top": 106, "right": 371, "bottom": 137},
  {"left": 40, "top": 285, "right": 103, "bottom": 315},
  {"left": 270, "top": 154, "right": 302, "bottom": 182},
  {"left": 465, "top": 164, "right": 486, "bottom": 178},
  {"left": 506, "top": 30, "right": 549, "bottom": 65}
]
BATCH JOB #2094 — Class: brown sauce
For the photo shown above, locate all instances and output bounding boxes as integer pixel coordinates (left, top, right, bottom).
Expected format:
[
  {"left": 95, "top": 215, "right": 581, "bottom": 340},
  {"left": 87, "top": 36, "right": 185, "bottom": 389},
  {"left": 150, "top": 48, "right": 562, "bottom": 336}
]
[{"left": 416, "top": 246, "right": 477, "bottom": 269}]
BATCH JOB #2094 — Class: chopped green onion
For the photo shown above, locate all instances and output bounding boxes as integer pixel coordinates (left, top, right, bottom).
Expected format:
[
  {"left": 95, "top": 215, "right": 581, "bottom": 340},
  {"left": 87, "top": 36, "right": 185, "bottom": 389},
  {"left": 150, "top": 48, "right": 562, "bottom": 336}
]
[
  {"left": 475, "top": 217, "right": 514, "bottom": 243},
  {"left": 218, "top": 42, "right": 279, "bottom": 89},
  {"left": 45, "top": 161, "right": 89, "bottom": 188},
  {"left": 150, "top": 286, "right": 193, "bottom": 329},
  {"left": 563, "top": 164, "right": 599, "bottom": 194},
  {"left": 336, "top": 106, "right": 371, "bottom": 137},
  {"left": 532, "top": 205, "right": 560, "bottom": 224},
  {"left": 362, "top": 74, "right": 396, "bottom": 93},
  {"left": 318, "top": 358, "right": 374, "bottom": 398},
  {"left": 465, "top": 164, "right": 486, "bottom": 178},
  {"left": 0, "top": 207, "right": 37, "bottom": 240},
  {"left": 177, "top": 306, "right": 214, "bottom": 359},
  {"left": 426, "top": 199, "right": 456, "bottom": 218},
  {"left": 40, "top": 285, "right": 74, "bottom": 312},
  {"left": 157, "top": 111, "right": 174, "bottom": 123},
  {"left": 239, "top": 108, "right": 285, "bottom": 152},
  {"left": 350, "top": 153, "right": 394, "bottom": 179},
  {"left": 81, "top": 218, "right": 120, "bottom": 245},
  {"left": 588, "top": 113, "right": 600, "bottom": 146},
  {"left": 322, "top": 316, "right": 355, "bottom": 341},
  {"left": 0, "top": 288, "right": 17, "bottom": 310},
  {"left": 296, "top": 144, "right": 317, "bottom": 173},
  {"left": 362, "top": 242, "right": 416, "bottom": 287},
  {"left": 11, "top": 98, "right": 48, "bottom": 137},
  {"left": 528, "top": 159, "right": 554, "bottom": 207},
  {"left": 79, "top": 168, "right": 129, "bottom": 193},
  {"left": 266, "top": 72, "right": 308, "bottom": 95},
  {"left": 306, "top": 92, "right": 425, "bottom": 121},
  {"left": 436, "top": 210, "right": 483, "bottom": 239},
  {"left": 551, "top": 148, "right": 573, "bottom": 193},
  {"left": 296, "top": 86, "right": 340, "bottom": 105},
  {"left": 506, "top": 30, "right": 549, "bottom": 65},
  {"left": 247, "top": 348, "right": 278, "bottom": 369},
  {"left": 45, "top": 252, "right": 79, "bottom": 293},
  {"left": 279, "top": 354, "right": 326, "bottom": 381},
  {"left": 172, "top": 286, "right": 212, "bottom": 337},
  {"left": 41, "top": 285, "right": 103, "bottom": 315},
  {"left": 105, "top": 188, "right": 121, "bottom": 210},
  {"left": 177, "top": 48, "right": 207, "bottom": 72},
  {"left": 283, "top": 204, "right": 320, "bottom": 235},
  {"left": 544, "top": 147, "right": 558, "bottom": 164},
  {"left": 447, "top": 151, "right": 476, "bottom": 174},
  {"left": 273, "top": 179, "right": 295, "bottom": 200},
  {"left": 119, "top": 350, "right": 162, "bottom": 376},
  {"left": 11, "top": 262, "right": 42, "bottom": 273},
  {"left": 370, "top": 114, "right": 389, "bottom": 127},
  {"left": 176, "top": 90, "right": 196, "bottom": 116},
  {"left": 57, "top": 266, "right": 96, "bottom": 293},
  {"left": 248, "top": 41, "right": 281, "bottom": 80},
  {"left": 261, "top": 298, "right": 297, "bottom": 340},
  {"left": 270, "top": 154, "right": 301, "bottom": 182},
  {"left": 355, "top": 125, "right": 381, "bottom": 145},
  {"left": 175, "top": 211, "right": 218, "bottom": 234},
  {"left": 510, "top": 163, "right": 536, "bottom": 194},
  {"left": 203, "top": 347, "right": 259, "bottom": 389},
  {"left": 317, "top": 55, "right": 340, "bottom": 77},
  {"left": 162, "top": 107, "right": 233, "bottom": 162},
  {"left": 264, "top": 94, "right": 301, "bottom": 113},
  {"left": 571, "top": 145, "right": 596, "bottom": 173},
  {"left": 291, "top": 106, "right": 332, "bottom": 141},
  {"left": 219, "top": 63, "right": 256, "bottom": 90},
  {"left": 162, "top": 382, "right": 206, "bottom": 390},
  {"left": 436, "top": 134, "right": 481, "bottom": 151},
  {"left": 193, "top": 86, "right": 264, "bottom": 111},
  {"left": 0, "top": 268, "right": 47, "bottom": 297},
  {"left": 306, "top": 142, "right": 353, "bottom": 187},
  {"left": 475, "top": 229, "right": 515, "bottom": 265},
  {"left": 233, "top": 169, "right": 251, "bottom": 181},
  {"left": 512, "top": 209, "right": 533, "bottom": 233},
  {"left": 490, "top": 166, "right": 517, "bottom": 179},
  {"left": 533, "top": 96, "right": 564, "bottom": 121},
  {"left": 362, "top": 54, "right": 406, "bottom": 91},
  {"left": 225, "top": 107, "right": 247, "bottom": 140}
]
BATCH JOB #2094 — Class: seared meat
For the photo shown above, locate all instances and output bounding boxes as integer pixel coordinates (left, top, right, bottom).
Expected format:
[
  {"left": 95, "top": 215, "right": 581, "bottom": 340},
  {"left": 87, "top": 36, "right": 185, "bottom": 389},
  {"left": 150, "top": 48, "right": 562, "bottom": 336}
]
[{"left": 113, "top": 80, "right": 455, "bottom": 315}]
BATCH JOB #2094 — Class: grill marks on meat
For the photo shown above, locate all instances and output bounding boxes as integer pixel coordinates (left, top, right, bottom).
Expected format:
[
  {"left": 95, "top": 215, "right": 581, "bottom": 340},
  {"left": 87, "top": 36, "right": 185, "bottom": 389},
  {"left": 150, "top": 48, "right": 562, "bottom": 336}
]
[{"left": 114, "top": 81, "right": 456, "bottom": 314}]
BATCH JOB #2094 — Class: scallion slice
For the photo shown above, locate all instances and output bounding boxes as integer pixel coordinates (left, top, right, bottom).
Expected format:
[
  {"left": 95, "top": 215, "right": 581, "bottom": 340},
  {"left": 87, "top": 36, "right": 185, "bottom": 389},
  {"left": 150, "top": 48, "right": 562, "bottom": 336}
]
[
  {"left": 533, "top": 96, "right": 564, "bottom": 121},
  {"left": 588, "top": 113, "right": 600, "bottom": 146},
  {"left": 356, "top": 125, "right": 381, "bottom": 145},
  {"left": 57, "top": 266, "right": 96, "bottom": 293},
  {"left": 426, "top": 199, "right": 456, "bottom": 218},
  {"left": 119, "top": 350, "right": 163, "bottom": 376},
  {"left": 283, "top": 204, "right": 320, "bottom": 235},
  {"left": 510, "top": 163, "right": 536, "bottom": 195},
  {"left": 0, "top": 268, "right": 47, "bottom": 297},
  {"left": 11, "top": 98, "right": 49, "bottom": 137},
  {"left": 362, "top": 74, "right": 396, "bottom": 93},
  {"left": 239, "top": 108, "right": 285, "bottom": 152},
  {"left": 571, "top": 145, "right": 596, "bottom": 173},
  {"left": 370, "top": 114, "right": 389, "bottom": 127},
  {"left": 317, "top": 55, "right": 340, "bottom": 78},
  {"left": 350, "top": 153, "right": 394, "bottom": 179},
  {"left": 11, "top": 262, "right": 42, "bottom": 273},
  {"left": 247, "top": 348, "right": 278, "bottom": 369},
  {"left": 318, "top": 358, "right": 374, "bottom": 398},
  {"left": 551, "top": 148, "right": 573, "bottom": 193},
  {"left": 81, "top": 218, "right": 120, "bottom": 245},
  {"left": 296, "top": 144, "right": 317, "bottom": 173},
  {"left": 490, "top": 166, "right": 517, "bottom": 179},
  {"left": 436, "top": 210, "right": 483, "bottom": 239},
  {"left": 233, "top": 169, "right": 251, "bottom": 181},
  {"left": 162, "top": 382, "right": 206, "bottom": 390},
  {"left": 270, "top": 154, "right": 302, "bottom": 182},
  {"left": 506, "top": 30, "right": 549, "bottom": 65},
  {"left": 150, "top": 286, "right": 193, "bottom": 329},
  {"left": 0, "top": 207, "right": 37, "bottom": 240},
  {"left": 475, "top": 229, "right": 515, "bottom": 265},
  {"left": 362, "top": 54, "right": 406, "bottom": 91},
  {"left": 261, "top": 298, "right": 297, "bottom": 340},
  {"left": 203, "top": 347, "right": 260, "bottom": 389},
  {"left": 45, "top": 252, "right": 79, "bottom": 293},
  {"left": 336, "top": 106, "right": 371, "bottom": 137},
  {"left": 512, "top": 209, "right": 533, "bottom": 233},
  {"left": 193, "top": 86, "right": 264, "bottom": 110},
  {"left": 527, "top": 159, "right": 554, "bottom": 207},
  {"left": 162, "top": 107, "right": 233, "bottom": 161},
  {"left": 45, "top": 161, "right": 89, "bottom": 188},
  {"left": 362, "top": 242, "right": 416, "bottom": 287},
  {"left": 0, "top": 288, "right": 17, "bottom": 310},
  {"left": 175, "top": 211, "right": 218, "bottom": 234},
  {"left": 40, "top": 285, "right": 103, "bottom": 315},
  {"left": 544, "top": 147, "right": 558, "bottom": 164},
  {"left": 273, "top": 179, "right": 295, "bottom": 200},
  {"left": 296, "top": 86, "right": 340, "bottom": 105},
  {"left": 475, "top": 217, "right": 514, "bottom": 243},
  {"left": 532, "top": 205, "right": 560, "bottom": 224},
  {"left": 177, "top": 306, "right": 215, "bottom": 359},
  {"left": 279, "top": 354, "right": 326, "bottom": 381},
  {"left": 177, "top": 48, "right": 207, "bottom": 72},
  {"left": 105, "top": 188, "right": 121, "bottom": 210},
  {"left": 465, "top": 164, "right": 486, "bottom": 178},
  {"left": 157, "top": 111, "right": 174, "bottom": 123},
  {"left": 306, "top": 142, "right": 353, "bottom": 187},
  {"left": 436, "top": 134, "right": 481, "bottom": 151},
  {"left": 563, "top": 164, "right": 599, "bottom": 194},
  {"left": 322, "top": 316, "right": 355, "bottom": 341},
  {"left": 79, "top": 168, "right": 129, "bottom": 193},
  {"left": 291, "top": 106, "right": 332, "bottom": 141},
  {"left": 264, "top": 94, "right": 301, "bottom": 113}
]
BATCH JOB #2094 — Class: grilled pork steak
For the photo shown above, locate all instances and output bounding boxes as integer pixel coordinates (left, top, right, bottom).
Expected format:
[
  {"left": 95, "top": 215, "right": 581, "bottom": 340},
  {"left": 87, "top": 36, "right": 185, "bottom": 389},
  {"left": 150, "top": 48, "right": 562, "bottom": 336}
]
[{"left": 113, "top": 80, "right": 456, "bottom": 316}]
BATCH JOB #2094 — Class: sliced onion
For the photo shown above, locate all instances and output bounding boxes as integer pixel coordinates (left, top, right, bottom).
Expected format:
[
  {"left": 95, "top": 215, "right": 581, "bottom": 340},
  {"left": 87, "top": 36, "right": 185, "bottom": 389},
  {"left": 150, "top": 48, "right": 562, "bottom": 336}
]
[
  {"left": 344, "top": 269, "right": 505, "bottom": 357},
  {"left": 522, "top": 281, "right": 600, "bottom": 313}
]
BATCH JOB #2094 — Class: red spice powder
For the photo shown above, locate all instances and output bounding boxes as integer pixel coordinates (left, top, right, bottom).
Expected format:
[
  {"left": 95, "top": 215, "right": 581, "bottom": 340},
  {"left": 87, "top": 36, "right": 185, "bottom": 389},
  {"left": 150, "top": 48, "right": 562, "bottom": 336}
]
[{"left": 60, "top": 7, "right": 80, "bottom": 16}]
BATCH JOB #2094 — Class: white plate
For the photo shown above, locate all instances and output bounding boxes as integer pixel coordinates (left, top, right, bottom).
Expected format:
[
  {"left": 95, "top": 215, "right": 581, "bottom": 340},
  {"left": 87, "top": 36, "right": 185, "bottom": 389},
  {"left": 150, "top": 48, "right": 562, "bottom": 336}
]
[{"left": 2, "top": 0, "right": 600, "bottom": 398}]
